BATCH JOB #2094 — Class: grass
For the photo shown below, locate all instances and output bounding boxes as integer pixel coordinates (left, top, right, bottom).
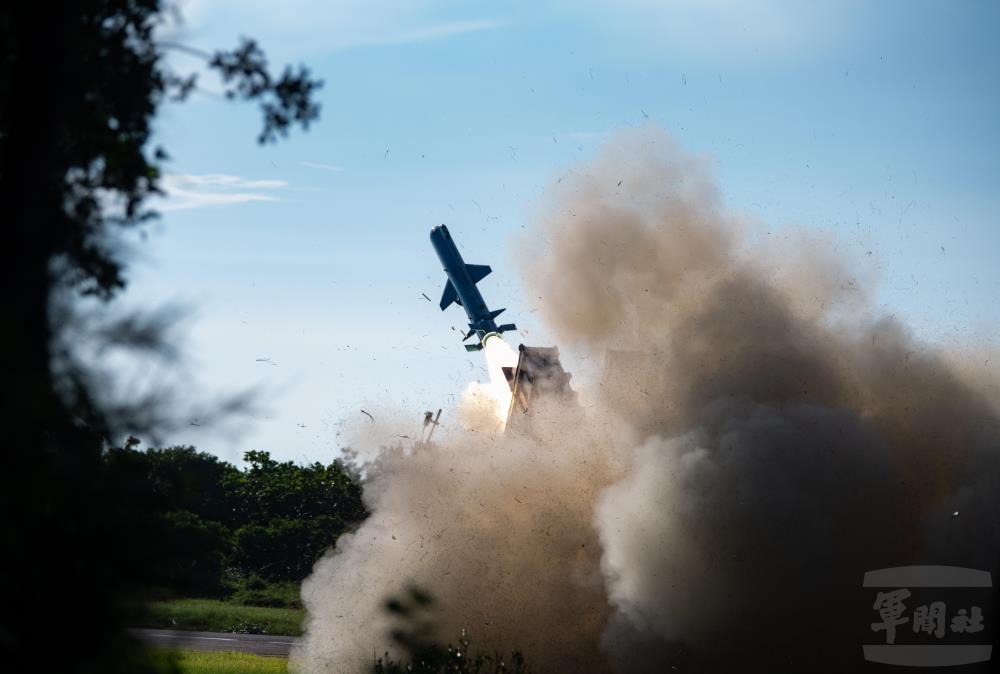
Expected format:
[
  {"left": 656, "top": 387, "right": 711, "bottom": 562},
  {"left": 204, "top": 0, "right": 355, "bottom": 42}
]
[
  {"left": 140, "top": 598, "right": 304, "bottom": 636},
  {"left": 152, "top": 650, "right": 288, "bottom": 674}
]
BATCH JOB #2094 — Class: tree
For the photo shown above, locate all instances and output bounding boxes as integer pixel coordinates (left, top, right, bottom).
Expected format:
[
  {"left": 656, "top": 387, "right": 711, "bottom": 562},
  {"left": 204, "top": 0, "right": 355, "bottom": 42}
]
[
  {"left": 0, "top": 3, "right": 321, "bottom": 672},
  {"left": 103, "top": 441, "right": 240, "bottom": 596},
  {"left": 225, "top": 450, "right": 367, "bottom": 581},
  {"left": 101, "top": 445, "right": 368, "bottom": 591}
]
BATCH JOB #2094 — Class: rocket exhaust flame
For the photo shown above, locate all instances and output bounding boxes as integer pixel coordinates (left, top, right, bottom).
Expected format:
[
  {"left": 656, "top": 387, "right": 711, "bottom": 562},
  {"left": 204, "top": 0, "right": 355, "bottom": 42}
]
[
  {"left": 455, "top": 333, "right": 518, "bottom": 434},
  {"left": 482, "top": 333, "right": 518, "bottom": 428},
  {"left": 294, "top": 128, "right": 1000, "bottom": 674}
]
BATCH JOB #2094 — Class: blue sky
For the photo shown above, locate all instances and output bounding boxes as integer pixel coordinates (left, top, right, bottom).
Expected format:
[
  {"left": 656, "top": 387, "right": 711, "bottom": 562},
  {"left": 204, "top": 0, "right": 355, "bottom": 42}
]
[{"left": 123, "top": 0, "right": 1000, "bottom": 463}]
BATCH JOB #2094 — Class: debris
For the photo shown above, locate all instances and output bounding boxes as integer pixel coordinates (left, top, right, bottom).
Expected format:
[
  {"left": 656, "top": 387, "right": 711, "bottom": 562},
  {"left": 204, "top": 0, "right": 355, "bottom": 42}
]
[
  {"left": 952, "top": 511, "right": 960, "bottom": 518},
  {"left": 361, "top": 409, "right": 374, "bottom": 423},
  {"left": 421, "top": 293, "right": 432, "bottom": 302},
  {"left": 617, "top": 180, "right": 623, "bottom": 187},
  {"left": 255, "top": 357, "right": 277, "bottom": 365}
]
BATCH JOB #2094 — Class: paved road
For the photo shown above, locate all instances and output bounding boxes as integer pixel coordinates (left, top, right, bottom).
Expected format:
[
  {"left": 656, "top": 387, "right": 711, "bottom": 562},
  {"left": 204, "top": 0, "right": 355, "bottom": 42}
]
[{"left": 129, "top": 628, "right": 297, "bottom": 656}]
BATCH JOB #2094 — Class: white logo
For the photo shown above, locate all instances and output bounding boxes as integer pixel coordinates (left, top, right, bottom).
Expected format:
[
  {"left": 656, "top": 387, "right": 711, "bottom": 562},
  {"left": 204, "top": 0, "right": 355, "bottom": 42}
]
[{"left": 863, "top": 566, "right": 992, "bottom": 667}]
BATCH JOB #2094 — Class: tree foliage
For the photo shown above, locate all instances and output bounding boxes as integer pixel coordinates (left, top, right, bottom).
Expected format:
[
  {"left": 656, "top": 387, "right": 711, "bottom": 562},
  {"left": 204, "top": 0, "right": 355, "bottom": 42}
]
[
  {"left": 0, "top": 2, "right": 321, "bottom": 672},
  {"left": 104, "top": 443, "right": 367, "bottom": 591}
]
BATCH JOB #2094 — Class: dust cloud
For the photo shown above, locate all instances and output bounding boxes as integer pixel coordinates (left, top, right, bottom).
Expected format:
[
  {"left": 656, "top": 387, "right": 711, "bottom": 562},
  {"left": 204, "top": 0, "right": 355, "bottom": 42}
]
[{"left": 293, "top": 127, "right": 999, "bottom": 672}]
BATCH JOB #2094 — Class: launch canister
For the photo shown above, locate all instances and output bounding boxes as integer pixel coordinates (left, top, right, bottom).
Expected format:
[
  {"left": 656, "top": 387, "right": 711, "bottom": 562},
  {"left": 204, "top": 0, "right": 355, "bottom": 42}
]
[{"left": 430, "top": 225, "right": 516, "bottom": 351}]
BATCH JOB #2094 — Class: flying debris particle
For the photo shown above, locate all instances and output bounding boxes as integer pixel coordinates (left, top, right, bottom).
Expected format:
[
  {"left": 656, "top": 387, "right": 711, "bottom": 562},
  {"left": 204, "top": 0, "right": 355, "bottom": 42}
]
[
  {"left": 397, "top": 435, "right": 411, "bottom": 440},
  {"left": 384, "top": 149, "right": 390, "bottom": 159},
  {"left": 361, "top": 410, "right": 374, "bottom": 423},
  {"left": 508, "top": 145, "right": 517, "bottom": 159},
  {"left": 952, "top": 511, "right": 960, "bottom": 518},
  {"left": 681, "top": 73, "right": 687, "bottom": 85},
  {"left": 589, "top": 67, "right": 594, "bottom": 79},
  {"left": 421, "top": 293, "right": 432, "bottom": 302},
  {"left": 641, "top": 109, "right": 649, "bottom": 119},
  {"left": 617, "top": 180, "right": 623, "bottom": 187},
  {"left": 255, "top": 357, "right": 277, "bottom": 365},
  {"left": 189, "top": 421, "right": 201, "bottom": 427}
]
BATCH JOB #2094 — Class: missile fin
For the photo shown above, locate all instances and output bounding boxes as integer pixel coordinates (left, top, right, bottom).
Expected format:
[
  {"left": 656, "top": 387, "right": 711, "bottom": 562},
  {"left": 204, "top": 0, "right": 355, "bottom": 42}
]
[
  {"left": 439, "top": 280, "right": 458, "bottom": 310},
  {"left": 488, "top": 308, "right": 506, "bottom": 320},
  {"left": 466, "top": 264, "right": 492, "bottom": 284}
]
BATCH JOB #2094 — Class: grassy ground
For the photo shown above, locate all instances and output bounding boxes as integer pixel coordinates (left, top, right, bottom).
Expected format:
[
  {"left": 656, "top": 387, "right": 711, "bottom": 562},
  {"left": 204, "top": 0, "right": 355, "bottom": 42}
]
[
  {"left": 140, "top": 598, "right": 304, "bottom": 636},
  {"left": 153, "top": 650, "right": 288, "bottom": 674}
]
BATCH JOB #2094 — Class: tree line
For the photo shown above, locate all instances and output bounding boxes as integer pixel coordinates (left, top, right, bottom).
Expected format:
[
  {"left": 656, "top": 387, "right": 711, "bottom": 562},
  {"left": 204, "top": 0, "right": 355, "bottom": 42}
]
[{"left": 105, "top": 440, "right": 367, "bottom": 600}]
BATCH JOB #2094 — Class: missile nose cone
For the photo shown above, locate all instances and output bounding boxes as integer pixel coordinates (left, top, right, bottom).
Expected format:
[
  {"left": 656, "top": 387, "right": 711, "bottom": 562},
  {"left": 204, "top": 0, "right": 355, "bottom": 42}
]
[{"left": 430, "top": 224, "right": 448, "bottom": 242}]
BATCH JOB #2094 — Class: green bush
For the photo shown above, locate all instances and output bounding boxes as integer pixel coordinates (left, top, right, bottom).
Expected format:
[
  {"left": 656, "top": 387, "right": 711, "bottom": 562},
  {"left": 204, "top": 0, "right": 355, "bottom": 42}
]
[
  {"left": 373, "top": 632, "right": 529, "bottom": 674},
  {"left": 372, "top": 588, "right": 531, "bottom": 673},
  {"left": 232, "top": 516, "right": 343, "bottom": 582},
  {"left": 228, "top": 577, "right": 301, "bottom": 608}
]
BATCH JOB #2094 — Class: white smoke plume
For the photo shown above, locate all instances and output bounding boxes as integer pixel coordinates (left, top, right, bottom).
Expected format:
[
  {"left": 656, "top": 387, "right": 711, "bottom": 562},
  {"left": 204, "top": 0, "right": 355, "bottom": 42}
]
[{"left": 294, "top": 127, "right": 999, "bottom": 673}]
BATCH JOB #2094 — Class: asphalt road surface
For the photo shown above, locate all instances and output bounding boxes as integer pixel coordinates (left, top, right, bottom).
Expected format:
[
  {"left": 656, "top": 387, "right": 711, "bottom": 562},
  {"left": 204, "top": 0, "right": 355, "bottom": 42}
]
[{"left": 129, "top": 628, "right": 297, "bottom": 656}]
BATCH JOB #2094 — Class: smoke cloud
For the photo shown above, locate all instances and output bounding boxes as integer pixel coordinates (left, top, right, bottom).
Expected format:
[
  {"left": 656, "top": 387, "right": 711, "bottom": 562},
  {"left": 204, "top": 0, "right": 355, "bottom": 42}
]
[{"left": 294, "top": 127, "right": 999, "bottom": 672}]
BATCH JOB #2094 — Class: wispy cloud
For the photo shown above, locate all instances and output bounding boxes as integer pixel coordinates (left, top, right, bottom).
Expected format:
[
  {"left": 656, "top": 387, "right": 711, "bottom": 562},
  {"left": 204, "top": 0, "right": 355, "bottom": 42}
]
[
  {"left": 298, "top": 161, "right": 345, "bottom": 172},
  {"left": 349, "top": 18, "right": 501, "bottom": 47},
  {"left": 158, "top": 173, "right": 288, "bottom": 211},
  {"left": 177, "top": 1, "right": 502, "bottom": 55}
]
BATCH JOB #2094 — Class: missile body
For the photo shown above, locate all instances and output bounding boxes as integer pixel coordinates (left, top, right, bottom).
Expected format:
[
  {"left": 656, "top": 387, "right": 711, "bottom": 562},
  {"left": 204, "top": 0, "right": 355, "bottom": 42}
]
[{"left": 430, "top": 225, "right": 515, "bottom": 351}]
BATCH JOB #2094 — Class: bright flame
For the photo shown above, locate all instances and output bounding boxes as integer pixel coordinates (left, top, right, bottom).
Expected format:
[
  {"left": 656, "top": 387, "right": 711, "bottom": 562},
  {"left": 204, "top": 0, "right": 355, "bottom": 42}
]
[{"left": 482, "top": 333, "right": 519, "bottom": 427}]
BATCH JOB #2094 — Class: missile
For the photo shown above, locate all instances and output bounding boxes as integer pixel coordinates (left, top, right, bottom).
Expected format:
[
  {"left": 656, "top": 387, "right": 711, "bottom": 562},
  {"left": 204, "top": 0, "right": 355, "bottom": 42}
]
[{"left": 430, "top": 225, "right": 515, "bottom": 351}]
